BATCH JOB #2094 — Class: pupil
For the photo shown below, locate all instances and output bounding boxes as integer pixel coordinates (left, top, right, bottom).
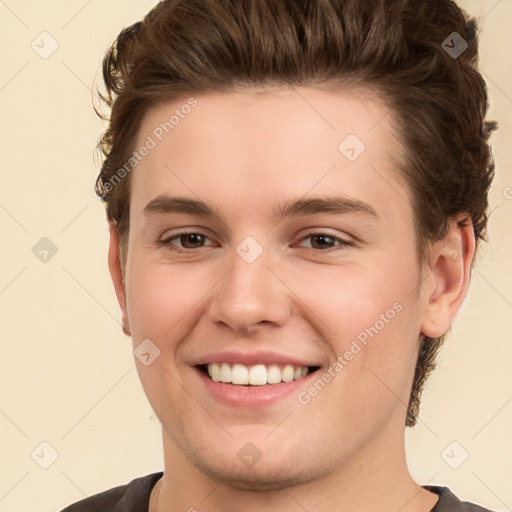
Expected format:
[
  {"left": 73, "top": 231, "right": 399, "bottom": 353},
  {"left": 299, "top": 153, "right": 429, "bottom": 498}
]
[
  {"left": 312, "top": 235, "right": 333, "bottom": 249},
  {"left": 183, "top": 234, "right": 204, "bottom": 248}
]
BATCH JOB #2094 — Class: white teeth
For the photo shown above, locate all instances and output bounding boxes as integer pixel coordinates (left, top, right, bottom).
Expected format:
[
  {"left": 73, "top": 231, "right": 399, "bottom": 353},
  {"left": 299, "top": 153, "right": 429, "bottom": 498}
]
[
  {"left": 231, "top": 363, "right": 249, "bottom": 385},
  {"left": 205, "top": 362, "right": 310, "bottom": 385},
  {"left": 267, "top": 364, "right": 282, "bottom": 384},
  {"left": 220, "top": 362, "right": 231, "bottom": 383},
  {"left": 281, "top": 365, "right": 294, "bottom": 383},
  {"left": 210, "top": 362, "right": 221, "bottom": 382},
  {"left": 249, "top": 364, "right": 267, "bottom": 386}
]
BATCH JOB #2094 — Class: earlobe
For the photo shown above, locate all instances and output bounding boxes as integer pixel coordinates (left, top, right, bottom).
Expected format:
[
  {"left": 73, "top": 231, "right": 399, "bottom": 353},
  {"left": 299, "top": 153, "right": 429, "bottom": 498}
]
[
  {"left": 107, "top": 221, "right": 131, "bottom": 337},
  {"left": 420, "top": 218, "right": 476, "bottom": 339}
]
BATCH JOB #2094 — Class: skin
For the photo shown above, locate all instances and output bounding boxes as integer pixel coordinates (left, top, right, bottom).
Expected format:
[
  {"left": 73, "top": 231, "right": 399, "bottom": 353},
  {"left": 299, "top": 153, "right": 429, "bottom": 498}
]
[{"left": 107, "top": 86, "right": 475, "bottom": 511}]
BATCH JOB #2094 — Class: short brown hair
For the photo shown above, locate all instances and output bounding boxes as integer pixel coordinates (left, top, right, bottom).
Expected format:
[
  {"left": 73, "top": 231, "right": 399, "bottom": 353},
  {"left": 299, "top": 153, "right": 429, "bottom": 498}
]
[{"left": 94, "top": 0, "right": 497, "bottom": 427}]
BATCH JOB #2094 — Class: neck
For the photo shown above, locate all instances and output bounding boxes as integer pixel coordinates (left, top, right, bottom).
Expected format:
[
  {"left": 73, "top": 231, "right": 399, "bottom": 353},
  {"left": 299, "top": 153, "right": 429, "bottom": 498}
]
[{"left": 152, "top": 424, "right": 439, "bottom": 512}]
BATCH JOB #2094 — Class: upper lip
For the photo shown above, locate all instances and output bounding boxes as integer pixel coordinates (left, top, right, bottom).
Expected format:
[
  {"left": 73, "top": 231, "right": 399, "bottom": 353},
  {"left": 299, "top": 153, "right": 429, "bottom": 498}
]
[{"left": 190, "top": 350, "right": 321, "bottom": 368}]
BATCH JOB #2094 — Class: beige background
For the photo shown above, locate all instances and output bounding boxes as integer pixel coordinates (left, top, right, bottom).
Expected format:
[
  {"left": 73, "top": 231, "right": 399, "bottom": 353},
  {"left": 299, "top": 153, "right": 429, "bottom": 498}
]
[{"left": 0, "top": 1, "right": 510, "bottom": 511}]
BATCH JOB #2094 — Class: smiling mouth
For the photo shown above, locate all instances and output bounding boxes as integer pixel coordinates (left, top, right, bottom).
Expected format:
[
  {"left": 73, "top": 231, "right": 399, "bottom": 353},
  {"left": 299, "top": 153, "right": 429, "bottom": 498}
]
[{"left": 198, "top": 363, "right": 321, "bottom": 386}]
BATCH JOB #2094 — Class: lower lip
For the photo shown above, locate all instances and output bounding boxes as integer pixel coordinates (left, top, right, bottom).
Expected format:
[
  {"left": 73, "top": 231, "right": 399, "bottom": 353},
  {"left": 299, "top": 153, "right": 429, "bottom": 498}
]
[{"left": 195, "top": 367, "right": 316, "bottom": 407}]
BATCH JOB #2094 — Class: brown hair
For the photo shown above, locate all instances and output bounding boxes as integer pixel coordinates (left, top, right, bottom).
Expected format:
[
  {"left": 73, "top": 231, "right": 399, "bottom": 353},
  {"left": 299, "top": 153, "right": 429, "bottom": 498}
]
[{"left": 94, "top": 0, "right": 497, "bottom": 427}]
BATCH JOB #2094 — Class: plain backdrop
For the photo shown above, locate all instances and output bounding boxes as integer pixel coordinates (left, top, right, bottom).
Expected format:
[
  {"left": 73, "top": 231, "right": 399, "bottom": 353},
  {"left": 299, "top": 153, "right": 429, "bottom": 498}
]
[{"left": 0, "top": 1, "right": 511, "bottom": 511}]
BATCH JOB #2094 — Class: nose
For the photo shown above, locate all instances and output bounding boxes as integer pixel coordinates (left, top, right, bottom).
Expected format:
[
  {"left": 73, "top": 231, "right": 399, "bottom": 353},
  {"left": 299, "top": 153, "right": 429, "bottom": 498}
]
[{"left": 206, "top": 242, "right": 291, "bottom": 336}]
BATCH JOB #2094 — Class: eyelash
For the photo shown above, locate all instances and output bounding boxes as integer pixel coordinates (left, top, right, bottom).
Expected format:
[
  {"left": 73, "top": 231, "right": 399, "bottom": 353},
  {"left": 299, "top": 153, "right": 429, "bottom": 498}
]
[{"left": 157, "top": 230, "right": 354, "bottom": 254}]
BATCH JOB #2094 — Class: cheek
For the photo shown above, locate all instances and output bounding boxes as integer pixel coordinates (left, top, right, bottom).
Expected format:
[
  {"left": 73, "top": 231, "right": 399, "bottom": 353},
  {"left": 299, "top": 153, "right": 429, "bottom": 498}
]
[
  {"left": 291, "top": 252, "right": 422, "bottom": 406},
  {"left": 291, "top": 250, "right": 420, "bottom": 341},
  {"left": 298, "top": 280, "right": 420, "bottom": 435},
  {"left": 125, "top": 258, "right": 206, "bottom": 342},
  {"left": 124, "top": 259, "right": 211, "bottom": 422}
]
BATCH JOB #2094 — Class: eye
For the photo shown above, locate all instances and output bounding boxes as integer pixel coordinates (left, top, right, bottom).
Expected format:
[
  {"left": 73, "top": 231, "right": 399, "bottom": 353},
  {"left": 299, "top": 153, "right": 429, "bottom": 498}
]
[
  {"left": 296, "top": 232, "right": 354, "bottom": 251},
  {"left": 157, "top": 231, "right": 215, "bottom": 252},
  {"left": 157, "top": 230, "right": 353, "bottom": 253}
]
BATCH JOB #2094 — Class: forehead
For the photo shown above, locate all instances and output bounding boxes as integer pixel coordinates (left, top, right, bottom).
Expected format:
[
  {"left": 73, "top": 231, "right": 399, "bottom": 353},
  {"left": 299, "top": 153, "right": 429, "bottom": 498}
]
[{"left": 130, "top": 86, "right": 410, "bottom": 223}]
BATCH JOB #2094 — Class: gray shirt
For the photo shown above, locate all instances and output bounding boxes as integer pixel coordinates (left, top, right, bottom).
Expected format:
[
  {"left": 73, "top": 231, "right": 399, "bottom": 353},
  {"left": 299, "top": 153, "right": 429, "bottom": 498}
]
[{"left": 59, "top": 472, "right": 496, "bottom": 511}]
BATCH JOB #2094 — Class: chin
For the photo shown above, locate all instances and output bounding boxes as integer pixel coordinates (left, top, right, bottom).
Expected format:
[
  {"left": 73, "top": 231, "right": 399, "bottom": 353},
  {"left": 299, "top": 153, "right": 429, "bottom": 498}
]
[{"left": 186, "top": 447, "right": 319, "bottom": 491}]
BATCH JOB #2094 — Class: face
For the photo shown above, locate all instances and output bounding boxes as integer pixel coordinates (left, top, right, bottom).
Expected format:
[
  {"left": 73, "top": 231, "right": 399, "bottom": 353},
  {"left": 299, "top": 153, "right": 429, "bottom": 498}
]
[{"left": 115, "top": 86, "right": 438, "bottom": 488}]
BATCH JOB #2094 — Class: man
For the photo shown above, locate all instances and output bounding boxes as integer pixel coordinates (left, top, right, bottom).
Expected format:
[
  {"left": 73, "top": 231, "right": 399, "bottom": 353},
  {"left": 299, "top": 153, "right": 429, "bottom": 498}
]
[{"left": 62, "top": 0, "right": 498, "bottom": 510}]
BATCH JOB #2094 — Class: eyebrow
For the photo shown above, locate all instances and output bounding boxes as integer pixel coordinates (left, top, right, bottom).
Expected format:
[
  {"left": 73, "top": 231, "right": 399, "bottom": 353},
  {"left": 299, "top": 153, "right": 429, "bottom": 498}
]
[{"left": 142, "top": 193, "right": 378, "bottom": 222}]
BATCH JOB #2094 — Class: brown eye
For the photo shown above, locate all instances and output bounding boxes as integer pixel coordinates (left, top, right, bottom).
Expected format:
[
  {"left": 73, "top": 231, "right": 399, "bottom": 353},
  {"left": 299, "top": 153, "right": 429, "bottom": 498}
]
[
  {"left": 158, "top": 231, "right": 214, "bottom": 252},
  {"left": 309, "top": 234, "right": 336, "bottom": 250},
  {"left": 177, "top": 233, "right": 206, "bottom": 249},
  {"left": 297, "top": 232, "right": 354, "bottom": 251}
]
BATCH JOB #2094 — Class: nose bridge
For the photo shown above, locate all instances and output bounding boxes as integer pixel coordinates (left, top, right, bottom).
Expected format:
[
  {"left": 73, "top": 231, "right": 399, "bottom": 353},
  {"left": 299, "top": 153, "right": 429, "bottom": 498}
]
[{"left": 208, "top": 235, "right": 289, "bottom": 332}]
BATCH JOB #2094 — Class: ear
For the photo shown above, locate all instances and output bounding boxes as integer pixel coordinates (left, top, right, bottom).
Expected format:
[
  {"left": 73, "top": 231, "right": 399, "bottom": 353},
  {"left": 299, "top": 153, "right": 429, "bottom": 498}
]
[
  {"left": 107, "top": 221, "right": 131, "bottom": 337},
  {"left": 420, "top": 217, "right": 476, "bottom": 338}
]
